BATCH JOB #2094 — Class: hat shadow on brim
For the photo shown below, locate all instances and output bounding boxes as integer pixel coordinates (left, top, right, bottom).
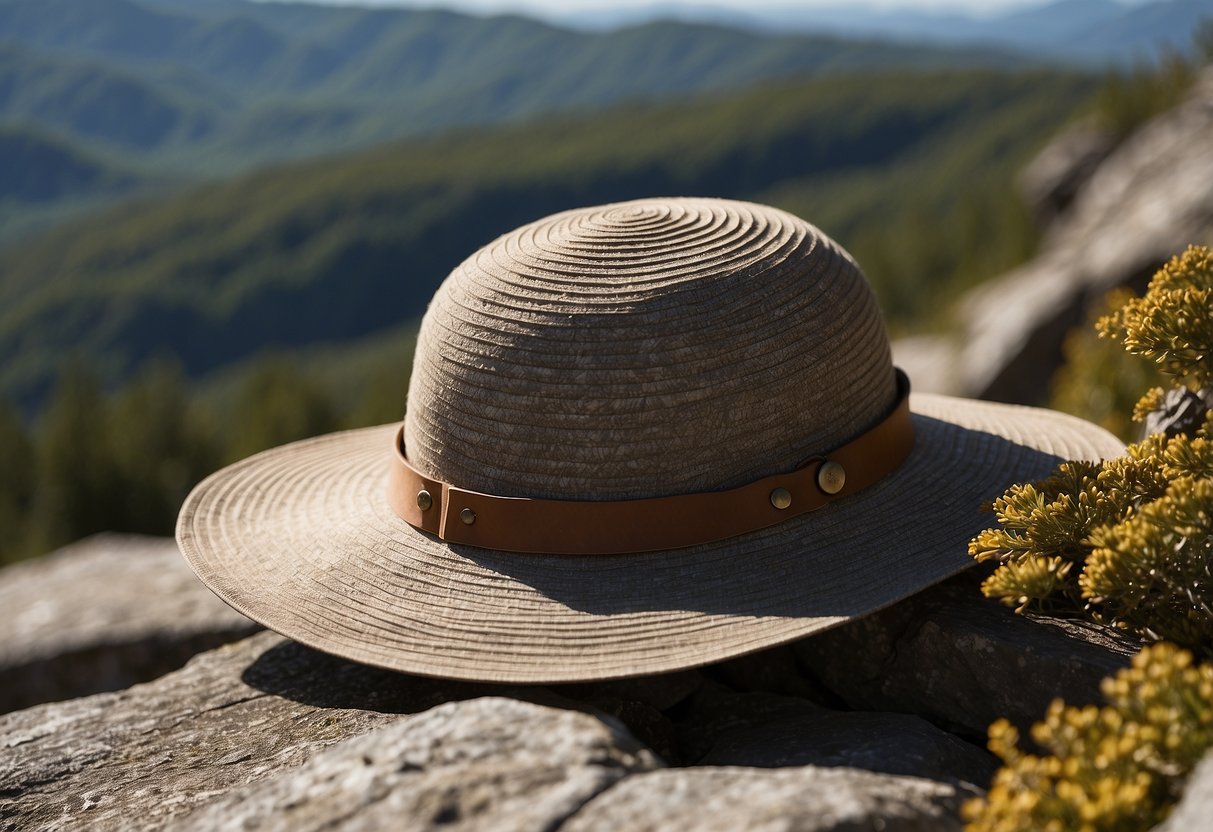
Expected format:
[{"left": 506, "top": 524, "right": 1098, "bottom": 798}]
[
  {"left": 178, "top": 394, "right": 1123, "bottom": 683},
  {"left": 452, "top": 412, "right": 1064, "bottom": 620}
]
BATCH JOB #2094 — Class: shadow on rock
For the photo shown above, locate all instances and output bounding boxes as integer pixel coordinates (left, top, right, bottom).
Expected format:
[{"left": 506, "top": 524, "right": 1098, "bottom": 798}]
[{"left": 240, "top": 638, "right": 518, "bottom": 714}]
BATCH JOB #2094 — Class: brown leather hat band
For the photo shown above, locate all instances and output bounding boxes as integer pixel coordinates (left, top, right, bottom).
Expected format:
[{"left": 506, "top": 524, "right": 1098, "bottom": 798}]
[{"left": 388, "top": 371, "right": 915, "bottom": 555}]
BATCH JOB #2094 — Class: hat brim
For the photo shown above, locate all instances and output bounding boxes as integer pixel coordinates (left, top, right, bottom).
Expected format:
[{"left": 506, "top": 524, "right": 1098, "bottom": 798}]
[{"left": 177, "top": 393, "right": 1123, "bottom": 683}]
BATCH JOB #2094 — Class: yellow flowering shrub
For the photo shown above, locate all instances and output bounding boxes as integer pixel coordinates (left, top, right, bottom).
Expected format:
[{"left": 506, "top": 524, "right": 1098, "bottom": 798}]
[
  {"left": 973, "top": 247, "right": 1213, "bottom": 653},
  {"left": 964, "top": 643, "right": 1213, "bottom": 832},
  {"left": 1052, "top": 246, "right": 1213, "bottom": 441},
  {"left": 1098, "top": 246, "right": 1213, "bottom": 394}
]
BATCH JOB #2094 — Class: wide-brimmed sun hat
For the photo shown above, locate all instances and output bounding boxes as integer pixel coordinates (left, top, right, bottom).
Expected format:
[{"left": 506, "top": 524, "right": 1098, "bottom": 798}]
[{"left": 177, "top": 197, "right": 1123, "bottom": 683}]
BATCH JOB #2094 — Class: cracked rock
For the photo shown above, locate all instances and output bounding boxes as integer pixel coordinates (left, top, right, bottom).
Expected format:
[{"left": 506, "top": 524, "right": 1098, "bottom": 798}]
[
  {"left": 175, "top": 697, "right": 660, "bottom": 831},
  {"left": 0, "top": 631, "right": 533, "bottom": 831}
]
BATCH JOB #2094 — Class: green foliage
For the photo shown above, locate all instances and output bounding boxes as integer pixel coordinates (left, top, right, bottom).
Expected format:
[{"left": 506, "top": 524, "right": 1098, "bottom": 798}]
[
  {"left": 222, "top": 355, "right": 341, "bottom": 464},
  {"left": 1054, "top": 246, "right": 1213, "bottom": 439},
  {"left": 0, "top": 327, "right": 416, "bottom": 565},
  {"left": 0, "top": 400, "right": 33, "bottom": 562},
  {"left": 0, "top": 0, "right": 1050, "bottom": 254},
  {"left": 1196, "top": 18, "right": 1213, "bottom": 63},
  {"left": 971, "top": 411, "right": 1213, "bottom": 651},
  {"left": 1094, "top": 51, "right": 1199, "bottom": 139},
  {"left": 964, "top": 642, "right": 1213, "bottom": 832},
  {"left": 0, "top": 0, "right": 1023, "bottom": 178},
  {"left": 24, "top": 363, "right": 123, "bottom": 555},
  {"left": 0, "top": 124, "right": 141, "bottom": 203},
  {"left": 1098, "top": 246, "right": 1213, "bottom": 394},
  {"left": 978, "top": 248, "right": 1213, "bottom": 651},
  {"left": 7, "top": 359, "right": 216, "bottom": 559},
  {"left": 1051, "top": 290, "right": 1158, "bottom": 441},
  {"left": 106, "top": 357, "right": 217, "bottom": 534},
  {"left": 1083, "top": 476, "right": 1213, "bottom": 646},
  {"left": 0, "top": 123, "right": 153, "bottom": 248},
  {"left": 1085, "top": 18, "right": 1211, "bottom": 157}
]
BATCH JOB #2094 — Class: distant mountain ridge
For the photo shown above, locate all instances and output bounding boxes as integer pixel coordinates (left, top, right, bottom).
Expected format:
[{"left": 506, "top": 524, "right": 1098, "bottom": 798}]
[
  {"left": 0, "top": 68, "right": 1095, "bottom": 409},
  {"left": 0, "top": 0, "right": 1026, "bottom": 168},
  {"left": 556, "top": 0, "right": 1212, "bottom": 63},
  {"left": 0, "top": 125, "right": 141, "bottom": 202},
  {"left": 0, "top": 0, "right": 1040, "bottom": 243}
]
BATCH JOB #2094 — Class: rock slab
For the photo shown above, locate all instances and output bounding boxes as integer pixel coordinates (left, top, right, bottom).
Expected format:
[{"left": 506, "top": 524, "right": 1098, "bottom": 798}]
[
  {"left": 896, "top": 67, "right": 1213, "bottom": 403},
  {"left": 0, "top": 631, "right": 531, "bottom": 831},
  {"left": 562, "top": 766, "right": 974, "bottom": 832},
  {"left": 0, "top": 628, "right": 995, "bottom": 832},
  {"left": 0, "top": 539, "right": 1154, "bottom": 831},
  {"left": 1153, "top": 751, "right": 1213, "bottom": 832},
  {"left": 701, "top": 709, "right": 997, "bottom": 785},
  {"left": 0, "top": 533, "right": 259, "bottom": 713},
  {"left": 795, "top": 575, "right": 1139, "bottom": 740},
  {"left": 176, "top": 697, "right": 659, "bottom": 832}
]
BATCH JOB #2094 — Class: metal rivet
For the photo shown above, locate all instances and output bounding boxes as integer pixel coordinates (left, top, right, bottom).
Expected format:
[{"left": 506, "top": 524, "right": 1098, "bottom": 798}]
[
  {"left": 770, "top": 487, "right": 792, "bottom": 510},
  {"left": 460, "top": 507, "right": 476, "bottom": 525},
  {"left": 817, "top": 461, "right": 846, "bottom": 495},
  {"left": 416, "top": 490, "right": 433, "bottom": 511}
]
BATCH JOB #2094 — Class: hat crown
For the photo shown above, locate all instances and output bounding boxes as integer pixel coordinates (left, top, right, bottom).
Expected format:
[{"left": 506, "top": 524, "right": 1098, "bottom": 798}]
[{"left": 404, "top": 198, "right": 896, "bottom": 500}]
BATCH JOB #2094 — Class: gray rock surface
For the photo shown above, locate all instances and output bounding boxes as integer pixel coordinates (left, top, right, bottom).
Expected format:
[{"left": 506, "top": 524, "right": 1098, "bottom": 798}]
[
  {"left": 562, "top": 766, "right": 974, "bottom": 832},
  {"left": 1140, "top": 385, "right": 1213, "bottom": 438},
  {"left": 0, "top": 533, "right": 259, "bottom": 713},
  {"left": 553, "top": 667, "right": 704, "bottom": 763},
  {"left": 794, "top": 574, "right": 1140, "bottom": 740},
  {"left": 891, "top": 334, "right": 966, "bottom": 397},
  {"left": 1, "top": 627, "right": 995, "bottom": 832},
  {"left": 0, "top": 631, "right": 528, "bottom": 831},
  {"left": 1153, "top": 750, "right": 1213, "bottom": 832},
  {"left": 896, "top": 67, "right": 1213, "bottom": 403},
  {"left": 175, "top": 697, "right": 659, "bottom": 832},
  {"left": 1017, "top": 118, "right": 1116, "bottom": 227},
  {"left": 1, "top": 536, "right": 1156, "bottom": 830},
  {"left": 674, "top": 683, "right": 829, "bottom": 764},
  {"left": 701, "top": 710, "right": 997, "bottom": 785}
]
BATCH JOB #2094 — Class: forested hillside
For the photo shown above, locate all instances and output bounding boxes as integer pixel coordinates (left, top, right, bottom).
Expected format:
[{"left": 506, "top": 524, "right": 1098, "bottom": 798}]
[
  {"left": 0, "top": 0, "right": 1022, "bottom": 173},
  {"left": 0, "top": 126, "right": 139, "bottom": 200},
  {"left": 0, "top": 68, "right": 1097, "bottom": 410}
]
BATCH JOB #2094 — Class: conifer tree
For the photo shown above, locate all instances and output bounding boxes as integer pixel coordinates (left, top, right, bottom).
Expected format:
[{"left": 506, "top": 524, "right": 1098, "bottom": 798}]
[
  {"left": 27, "top": 363, "right": 121, "bottom": 553},
  {"left": 108, "top": 357, "right": 218, "bottom": 535},
  {"left": 0, "top": 402, "right": 33, "bottom": 564},
  {"left": 224, "top": 355, "right": 340, "bottom": 463}
]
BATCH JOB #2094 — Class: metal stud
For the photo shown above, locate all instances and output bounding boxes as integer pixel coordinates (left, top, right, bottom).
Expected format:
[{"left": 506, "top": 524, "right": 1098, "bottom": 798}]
[
  {"left": 817, "top": 461, "right": 846, "bottom": 495},
  {"left": 416, "top": 489, "right": 433, "bottom": 511},
  {"left": 770, "top": 487, "right": 792, "bottom": 510},
  {"left": 460, "top": 507, "right": 476, "bottom": 525}
]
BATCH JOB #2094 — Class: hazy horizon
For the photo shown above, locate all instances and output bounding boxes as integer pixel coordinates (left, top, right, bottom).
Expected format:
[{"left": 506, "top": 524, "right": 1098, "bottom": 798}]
[{"left": 251, "top": 0, "right": 1158, "bottom": 21}]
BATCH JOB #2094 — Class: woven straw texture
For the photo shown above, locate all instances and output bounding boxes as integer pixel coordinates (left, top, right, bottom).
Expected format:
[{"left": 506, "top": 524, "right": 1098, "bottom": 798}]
[
  {"left": 178, "top": 197, "right": 1126, "bottom": 682},
  {"left": 406, "top": 198, "right": 893, "bottom": 499}
]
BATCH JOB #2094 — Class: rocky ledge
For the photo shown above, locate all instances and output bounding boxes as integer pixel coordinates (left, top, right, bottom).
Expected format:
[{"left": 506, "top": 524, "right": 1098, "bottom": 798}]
[
  {"left": 0, "top": 533, "right": 259, "bottom": 714},
  {"left": 0, "top": 537, "right": 1162, "bottom": 831},
  {"left": 895, "top": 66, "right": 1213, "bottom": 404}
]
